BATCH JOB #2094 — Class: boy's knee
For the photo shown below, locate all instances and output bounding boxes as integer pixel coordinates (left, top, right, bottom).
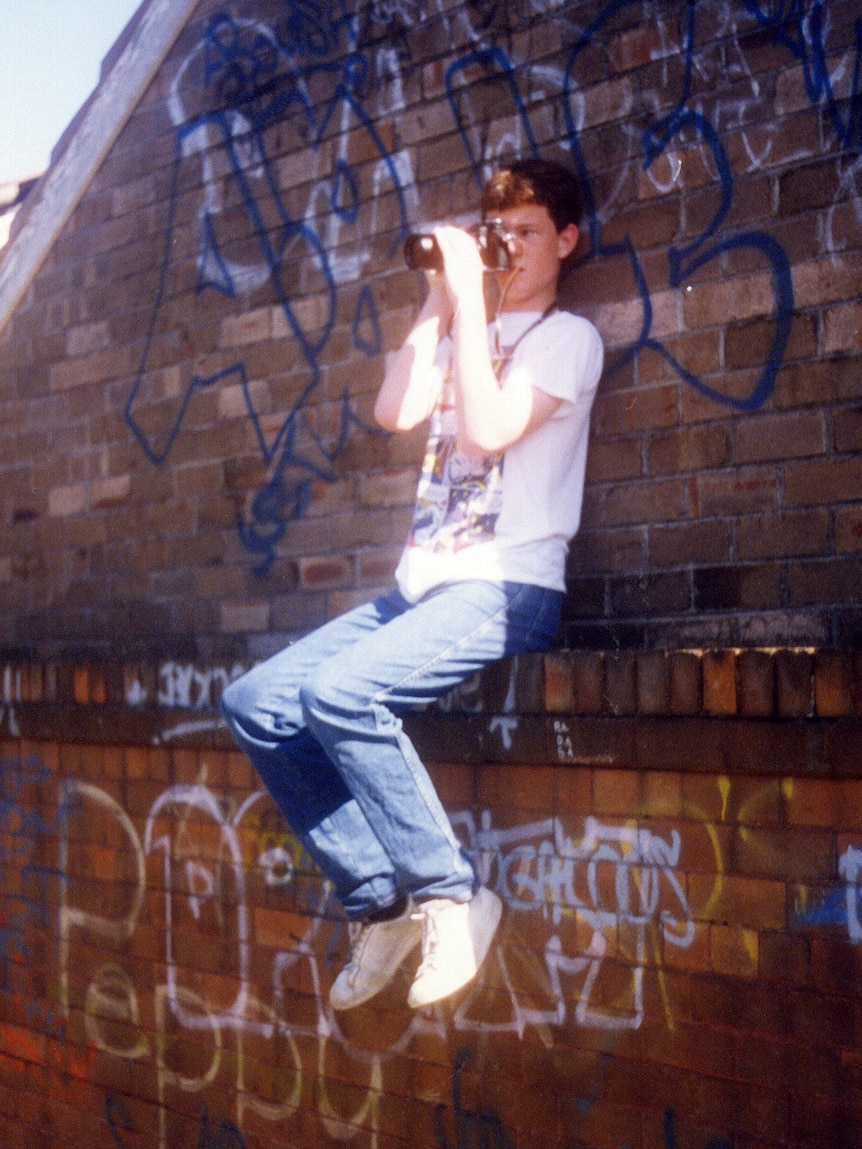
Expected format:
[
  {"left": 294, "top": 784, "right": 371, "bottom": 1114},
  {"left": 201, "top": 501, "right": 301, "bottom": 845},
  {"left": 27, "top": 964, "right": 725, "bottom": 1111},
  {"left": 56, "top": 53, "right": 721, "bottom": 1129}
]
[
  {"left": 220, "top": 674, "right": 255, "bottom": 725},
  {"left": 299, "top": 665, "right": 351, "bottom": 722}
]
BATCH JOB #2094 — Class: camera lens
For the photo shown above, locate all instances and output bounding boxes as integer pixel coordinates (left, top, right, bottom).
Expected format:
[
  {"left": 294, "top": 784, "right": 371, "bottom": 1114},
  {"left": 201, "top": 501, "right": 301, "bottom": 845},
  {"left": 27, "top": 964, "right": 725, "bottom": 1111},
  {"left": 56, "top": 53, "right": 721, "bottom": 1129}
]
[{"left": 403, "top": 234, "right": 443, "bottom": 272}]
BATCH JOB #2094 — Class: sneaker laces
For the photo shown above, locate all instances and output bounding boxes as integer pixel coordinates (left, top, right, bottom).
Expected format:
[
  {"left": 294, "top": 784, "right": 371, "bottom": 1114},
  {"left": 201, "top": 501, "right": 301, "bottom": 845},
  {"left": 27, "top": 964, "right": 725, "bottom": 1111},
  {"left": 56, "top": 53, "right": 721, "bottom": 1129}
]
[
  {"left": 412, "top": 902, "right": 443, "bottom": 970},
  {"left": 343, "top": 919, "right": 371, "bottom": 986}
]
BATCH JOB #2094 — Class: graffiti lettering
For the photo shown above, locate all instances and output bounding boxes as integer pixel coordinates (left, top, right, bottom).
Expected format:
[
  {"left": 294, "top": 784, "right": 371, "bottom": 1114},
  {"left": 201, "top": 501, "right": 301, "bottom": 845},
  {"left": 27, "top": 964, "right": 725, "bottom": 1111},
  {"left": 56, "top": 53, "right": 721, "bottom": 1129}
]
[{"left": 123, "top": 0, "right": 859, "bottom": 574}]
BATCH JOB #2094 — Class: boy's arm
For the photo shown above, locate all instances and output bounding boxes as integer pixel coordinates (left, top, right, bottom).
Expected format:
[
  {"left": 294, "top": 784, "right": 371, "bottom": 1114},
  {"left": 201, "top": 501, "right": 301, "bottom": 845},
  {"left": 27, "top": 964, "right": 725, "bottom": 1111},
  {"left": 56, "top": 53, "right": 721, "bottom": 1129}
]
[
  {"left": 433, "top": 228, "right": 561, "bottom": 456},
  {"left": 374, "top": 278, "right": 452, "bottom": 432}
]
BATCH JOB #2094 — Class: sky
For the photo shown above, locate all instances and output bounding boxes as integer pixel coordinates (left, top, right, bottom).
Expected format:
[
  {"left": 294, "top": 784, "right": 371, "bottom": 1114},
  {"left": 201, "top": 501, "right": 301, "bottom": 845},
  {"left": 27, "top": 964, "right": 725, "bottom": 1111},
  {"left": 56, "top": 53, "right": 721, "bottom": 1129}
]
[{"left": 0, "top": 0, "right": 144, "bottom": 186}]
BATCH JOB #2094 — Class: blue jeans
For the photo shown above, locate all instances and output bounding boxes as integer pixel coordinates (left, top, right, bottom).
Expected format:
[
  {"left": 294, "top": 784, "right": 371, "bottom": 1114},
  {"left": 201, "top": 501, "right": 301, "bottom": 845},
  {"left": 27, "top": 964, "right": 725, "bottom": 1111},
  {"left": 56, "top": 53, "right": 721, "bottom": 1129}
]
[{"left": 220, "top": 580, "right": 562, "bottom": 919}]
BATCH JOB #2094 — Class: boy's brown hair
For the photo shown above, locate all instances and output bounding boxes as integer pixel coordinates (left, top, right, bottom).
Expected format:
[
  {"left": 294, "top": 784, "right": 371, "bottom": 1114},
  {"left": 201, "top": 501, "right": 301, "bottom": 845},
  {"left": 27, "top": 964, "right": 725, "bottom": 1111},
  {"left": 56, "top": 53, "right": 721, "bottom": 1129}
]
[{"left": 481, "top": 157, "right": 585, "bottom": 232}]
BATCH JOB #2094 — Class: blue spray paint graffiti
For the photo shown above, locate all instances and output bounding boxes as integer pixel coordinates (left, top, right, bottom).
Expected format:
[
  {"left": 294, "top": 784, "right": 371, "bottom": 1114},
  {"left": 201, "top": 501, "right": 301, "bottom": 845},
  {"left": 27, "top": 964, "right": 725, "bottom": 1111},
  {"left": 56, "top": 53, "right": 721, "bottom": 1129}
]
[
  {"left": 561, "top": 0, "right": 794, "bottom": 410},
  {"left": 434, "top": 1049, "right": 514, "bottom": 1149},
  {"left": 125, "top": 9, "right": 406, "bottom": 573},
  {"left": 124, "top": 0, "right": 859, "bottom": 572},
  {"left": 744, "top": 0, "right": 862, "bottom": 150},
  {"left": 0, "top": 755, "right": 70, "bottom": 1036}
]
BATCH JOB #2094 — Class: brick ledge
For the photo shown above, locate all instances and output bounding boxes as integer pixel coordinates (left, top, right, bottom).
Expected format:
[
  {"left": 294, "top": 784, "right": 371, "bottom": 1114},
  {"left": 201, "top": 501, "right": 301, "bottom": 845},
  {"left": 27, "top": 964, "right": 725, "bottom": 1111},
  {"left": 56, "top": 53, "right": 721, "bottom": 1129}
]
[{"left": 1, "top": 647, "right": 860, "bottom": 720}]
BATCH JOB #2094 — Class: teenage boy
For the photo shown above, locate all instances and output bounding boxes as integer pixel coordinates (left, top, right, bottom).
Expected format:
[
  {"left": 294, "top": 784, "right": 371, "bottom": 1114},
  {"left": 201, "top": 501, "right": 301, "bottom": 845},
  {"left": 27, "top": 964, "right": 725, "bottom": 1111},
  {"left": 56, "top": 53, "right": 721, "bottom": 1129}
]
[{"left": 221, "top": 157, "right": 603, "bottom": 1012}]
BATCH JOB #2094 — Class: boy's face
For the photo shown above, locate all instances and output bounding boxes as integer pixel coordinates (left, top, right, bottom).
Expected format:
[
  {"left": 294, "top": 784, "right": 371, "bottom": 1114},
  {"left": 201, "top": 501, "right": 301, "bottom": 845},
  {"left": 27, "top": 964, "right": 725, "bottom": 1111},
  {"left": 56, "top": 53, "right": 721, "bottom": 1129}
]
[{"left": 492, "top": 203, "right": 578, "bottom": 311}]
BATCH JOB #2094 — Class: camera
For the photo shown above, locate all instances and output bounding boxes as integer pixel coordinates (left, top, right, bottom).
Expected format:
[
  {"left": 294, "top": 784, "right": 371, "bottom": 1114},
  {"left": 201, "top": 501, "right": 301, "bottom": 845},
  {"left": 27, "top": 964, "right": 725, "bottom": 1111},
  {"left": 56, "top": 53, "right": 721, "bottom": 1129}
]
[{"left": 403, "top": 220, "right": 512, "bottom": 272}]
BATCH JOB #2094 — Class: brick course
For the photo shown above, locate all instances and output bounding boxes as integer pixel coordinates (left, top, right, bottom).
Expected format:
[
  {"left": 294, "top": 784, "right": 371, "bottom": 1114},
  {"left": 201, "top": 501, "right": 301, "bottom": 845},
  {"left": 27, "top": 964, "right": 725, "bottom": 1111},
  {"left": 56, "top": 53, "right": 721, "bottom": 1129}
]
[
  {"left": 0, "top": 0, "right": 860, "bottom": 1144},
  {"left": 0, "top": 650, "right": 860, "bottom": 1147},
  {"left": 0, "top": 0, "right": 858, "bottom": 659}
]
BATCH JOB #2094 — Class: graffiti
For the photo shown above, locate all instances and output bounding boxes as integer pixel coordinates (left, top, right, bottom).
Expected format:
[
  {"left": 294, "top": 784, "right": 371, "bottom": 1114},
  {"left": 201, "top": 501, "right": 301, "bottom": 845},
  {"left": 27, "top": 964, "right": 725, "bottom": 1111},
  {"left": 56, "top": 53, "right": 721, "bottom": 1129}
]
[
  {"left": 122, "top": 0, "right": 860, "bottom": 574},
  {"left": 0, "top": 755, "right": 70, "bottom": 1036},
  {"left": 0, "top": 746, "right": 855, "bottom": 1145},
  {"left": 663, "top": 1107, "right": 732, "bottom": 1149},
  {"left": 839, "top": 845, "right": 862, "bottom": 941},
  {"left": 53, "top": 764, "right": 702, "bottom": 1146},
  {"left": 562, "top": 0, "right": 794, "bottom": 410},
  {"left": 155, "top": 659, "right": 248, "bottom": 709},
  {"left": 799, "top": 843, "right": 862, "bottom": 943},
  {"left": 744, "top": 0, "right": 862, "bottom": 150},
  {"left": 454, "top": 809, "right": 695, "bottom": 1033},
  {"left": 125, "top": 9, "right": 407, "bottom": 573},
  {"left": 434, "top": 1049, "right": 514, "bottom": 1149},
  {"left": 107, "top": 1097, "right": 245, "bottom": 1149}
]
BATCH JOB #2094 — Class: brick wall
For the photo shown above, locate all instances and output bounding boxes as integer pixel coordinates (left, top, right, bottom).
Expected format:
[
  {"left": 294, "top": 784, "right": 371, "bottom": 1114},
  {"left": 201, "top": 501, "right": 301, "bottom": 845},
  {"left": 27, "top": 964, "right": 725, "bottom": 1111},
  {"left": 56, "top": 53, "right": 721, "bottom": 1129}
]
[
  {"left": 0, "top": 0, "right": 860, "bottom": 662},
  {"left": 1, "top": 651, "right": 861, "bottom": 1149},
  {"left": 0, "top": 1, "right": 861, "bottom": 1146}
]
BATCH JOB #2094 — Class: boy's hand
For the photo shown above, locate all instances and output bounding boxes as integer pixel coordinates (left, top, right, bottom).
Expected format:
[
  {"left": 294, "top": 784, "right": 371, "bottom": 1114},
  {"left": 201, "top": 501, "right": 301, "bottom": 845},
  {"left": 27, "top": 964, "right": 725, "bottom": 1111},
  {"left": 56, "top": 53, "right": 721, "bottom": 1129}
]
[{"left": 431, "top": 226, "right": 485, "bottom": 314}]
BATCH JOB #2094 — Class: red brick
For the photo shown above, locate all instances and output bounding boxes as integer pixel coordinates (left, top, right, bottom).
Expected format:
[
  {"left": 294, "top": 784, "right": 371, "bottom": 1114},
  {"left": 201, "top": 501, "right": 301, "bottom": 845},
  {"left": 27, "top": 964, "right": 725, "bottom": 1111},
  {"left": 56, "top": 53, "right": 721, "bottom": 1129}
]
[
  {"left": 647, "top": 422, "right": 731, "bottom": 477},
  {"left": 814, "top": 650, "right": 854, "bottom": 717},
  {"left": 836, "top": 506, "right": 862, "bottom": 553},
  {"left": 702, "top": 650, "right": 737, "bottom": 716},
  {"left": 683, "top": 269, "right": 777, "bottom": 328},
  {"left": 570, "top": 651, "right": 605, "bottom": 714},
  {"left": 737, "top": 649, "right": 775, "bottom": 717},
  {"left": 593, "top": 766, "right": 640, "bottom": 816},
  {"left": 543, "top": 652, "right": 573, "bottom": 713},
  {"left": 736, "top": 509, "right": 830, "bottom": 560},
  {"left": 784, "top": 455, "right": 862, "bottom": 507},
  {"left": 688, "top": 872, "right": 786, "bottom": 930},
  {"left": 604, "top": 650, "right": 637, "bottom": 715},
  {"left": 791, "top": 251, "right": 862, "bottom": 309},
  {"left": 710, "top": 925, "right": 759, "bottom": 978},
  {"left": 297, "top": 554, "right": 353, "bottom": 591},
  {"left": 694, "top": 467, "right": 779, "bottom": 517},
  {"left": 775, "top": 650, "right": 814, "bottom": 717},
  {"left": 591, "top": 384, "right": 678, "bottom": 436},
  {"left": 637, "top": 652, "right": 669, "bottom": 714},
  {"left": 668, "top": 651, "right": 702, "bottom": 715}
]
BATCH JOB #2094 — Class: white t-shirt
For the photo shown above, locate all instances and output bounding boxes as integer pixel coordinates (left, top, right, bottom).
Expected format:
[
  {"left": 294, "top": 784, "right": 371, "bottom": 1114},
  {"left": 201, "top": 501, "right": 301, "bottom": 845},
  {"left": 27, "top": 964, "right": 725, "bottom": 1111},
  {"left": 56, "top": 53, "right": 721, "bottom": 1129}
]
[{"left": 395, "top": 308, "right": 603, "bottom": 602}]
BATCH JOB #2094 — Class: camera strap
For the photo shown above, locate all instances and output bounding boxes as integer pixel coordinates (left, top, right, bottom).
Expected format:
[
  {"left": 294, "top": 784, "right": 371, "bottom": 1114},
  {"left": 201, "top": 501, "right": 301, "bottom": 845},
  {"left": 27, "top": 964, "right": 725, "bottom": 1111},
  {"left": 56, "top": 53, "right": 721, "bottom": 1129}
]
[{"left": 491, "top": 301, "right": 558, "bottom": 379}]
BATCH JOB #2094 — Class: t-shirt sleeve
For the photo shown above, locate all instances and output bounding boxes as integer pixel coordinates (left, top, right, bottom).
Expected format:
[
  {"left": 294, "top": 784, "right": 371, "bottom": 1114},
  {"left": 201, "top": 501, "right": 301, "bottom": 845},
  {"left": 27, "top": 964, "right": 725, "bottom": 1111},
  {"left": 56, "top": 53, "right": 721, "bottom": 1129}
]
[{"left": 512, "top": 312, "right": 604, "bottom": 409}]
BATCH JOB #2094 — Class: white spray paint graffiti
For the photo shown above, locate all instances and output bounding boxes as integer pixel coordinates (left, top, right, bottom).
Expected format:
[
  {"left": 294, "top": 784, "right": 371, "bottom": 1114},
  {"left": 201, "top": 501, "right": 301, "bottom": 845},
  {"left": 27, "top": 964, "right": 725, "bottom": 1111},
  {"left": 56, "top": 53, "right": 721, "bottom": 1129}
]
[
  {"left": 57, "top": 773, "right": 700, "bottom": 1146},
  {"left": 839, "top": 845, "right": 862, "bottom": 943}
]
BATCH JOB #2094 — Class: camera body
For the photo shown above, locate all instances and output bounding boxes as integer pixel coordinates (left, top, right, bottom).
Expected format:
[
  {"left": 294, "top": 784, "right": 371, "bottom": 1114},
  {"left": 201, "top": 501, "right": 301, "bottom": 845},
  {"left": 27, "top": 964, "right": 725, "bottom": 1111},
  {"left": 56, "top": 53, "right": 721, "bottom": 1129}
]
[{"left": 403, "top": 220, "right": 511, "bottom": 272}]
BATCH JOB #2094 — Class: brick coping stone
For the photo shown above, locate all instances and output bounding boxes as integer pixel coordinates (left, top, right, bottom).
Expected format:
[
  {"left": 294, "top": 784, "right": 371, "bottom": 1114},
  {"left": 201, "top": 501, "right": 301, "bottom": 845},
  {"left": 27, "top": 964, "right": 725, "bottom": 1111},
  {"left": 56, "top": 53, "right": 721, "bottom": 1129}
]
[{"left": 1, "top": 650, "right": 860, "bottom": 778}]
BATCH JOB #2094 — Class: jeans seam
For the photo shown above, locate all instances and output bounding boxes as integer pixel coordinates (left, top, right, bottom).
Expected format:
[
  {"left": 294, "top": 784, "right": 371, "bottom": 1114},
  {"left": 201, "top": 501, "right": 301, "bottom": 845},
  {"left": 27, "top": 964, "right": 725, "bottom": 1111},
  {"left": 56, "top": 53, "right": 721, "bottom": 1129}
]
[{"left": 368, "top": 583, "right": 529, "bottom": 706}]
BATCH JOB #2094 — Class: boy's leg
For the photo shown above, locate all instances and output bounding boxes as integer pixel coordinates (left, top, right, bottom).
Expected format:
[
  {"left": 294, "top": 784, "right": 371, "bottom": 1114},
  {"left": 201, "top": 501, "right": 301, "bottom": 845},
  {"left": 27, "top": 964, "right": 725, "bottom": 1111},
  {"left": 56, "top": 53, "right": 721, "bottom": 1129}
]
[
  {"left": 299, "top": 579, "right": 561, "bottom": 1007},
  {"left": 300, "top": 580, "right": 561, "bottom": 902},
  {"left": 221, "top": 591, "right": 408, "bottom": 918}
]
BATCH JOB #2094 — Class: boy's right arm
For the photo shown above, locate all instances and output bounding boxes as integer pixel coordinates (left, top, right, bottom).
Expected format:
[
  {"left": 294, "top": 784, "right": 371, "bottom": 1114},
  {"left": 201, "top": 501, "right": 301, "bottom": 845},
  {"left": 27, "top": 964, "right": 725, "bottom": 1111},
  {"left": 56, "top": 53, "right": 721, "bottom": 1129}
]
[{"left": 374, "top": 278, "right": 452, "bottom": 432}]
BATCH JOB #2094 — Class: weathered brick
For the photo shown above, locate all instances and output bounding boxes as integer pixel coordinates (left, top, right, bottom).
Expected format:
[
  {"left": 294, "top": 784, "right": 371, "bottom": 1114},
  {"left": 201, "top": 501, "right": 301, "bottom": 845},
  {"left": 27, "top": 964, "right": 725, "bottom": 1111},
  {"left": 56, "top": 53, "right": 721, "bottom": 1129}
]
[
  {"left": 737, "top": 649, "right": 775, "bottom": 717},
  {"left": 637, "top": 651, "right": 669, "bottom": 714},
  {"left": 543, "top": 651, "right": 573, "bottom": 713},
  {"left": 823, "top": 300, "right": 862, "bottom": 354},
  {"left": 702, "top": 650, "right": 737, "bottom": 716},
  {"left": 48, "top": 482, "right": 86, "bottom": 517},
  {"left": 834, "top": 405, "right": 862, "bottom": 453},
  {"left": 604, "top": 650, "right": 637, "bottom": 715},
  {"left": 814, "top": 650, "right": 854, "bottom": 717},
  {"left": 668, "top": 651, "right": 702, "bottom": 715},
  {"left": 710, "top": 925, "right": 758, "bottom": 979},
  {"left": 297, "top": 554, "right": 354, "bottom": 590},
  {"left": 357, "top": 469, "right": 418, "bottom": 508},
  {"left": 647, "top": 423, "right": 731, "bottom": 475},
  {"left": 776, "top": 649, "right": 814, "bottom": 717},
  {"left": 570, "top": 651, "right": 605, "bottom": 714},
  {"left": 220, "top": 599, "right": 270, "bottom": 633}
]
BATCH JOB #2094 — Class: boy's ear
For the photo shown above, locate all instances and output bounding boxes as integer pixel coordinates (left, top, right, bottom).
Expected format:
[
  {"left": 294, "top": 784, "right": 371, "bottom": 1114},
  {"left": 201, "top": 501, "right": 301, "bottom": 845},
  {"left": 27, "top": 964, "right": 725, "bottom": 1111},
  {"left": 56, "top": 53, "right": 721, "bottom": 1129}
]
[{"left": 557, "top": 223, "right": 579, "bottom": 259}]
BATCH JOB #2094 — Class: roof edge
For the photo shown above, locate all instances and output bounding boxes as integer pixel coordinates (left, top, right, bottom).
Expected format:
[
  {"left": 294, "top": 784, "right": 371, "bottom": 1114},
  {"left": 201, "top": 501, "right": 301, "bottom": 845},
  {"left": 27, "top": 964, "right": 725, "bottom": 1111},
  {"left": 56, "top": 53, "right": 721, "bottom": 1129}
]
[{"left": 0, "top": 0, "right": 201, "bottom": 338}]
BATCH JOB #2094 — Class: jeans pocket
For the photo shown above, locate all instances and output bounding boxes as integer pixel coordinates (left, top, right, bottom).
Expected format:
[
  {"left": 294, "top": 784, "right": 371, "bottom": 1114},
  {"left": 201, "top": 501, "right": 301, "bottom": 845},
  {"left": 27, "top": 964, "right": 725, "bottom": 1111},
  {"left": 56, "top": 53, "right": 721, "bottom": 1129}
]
[{"left": 505, "top": 583, "right": 564, "bottom": 655}]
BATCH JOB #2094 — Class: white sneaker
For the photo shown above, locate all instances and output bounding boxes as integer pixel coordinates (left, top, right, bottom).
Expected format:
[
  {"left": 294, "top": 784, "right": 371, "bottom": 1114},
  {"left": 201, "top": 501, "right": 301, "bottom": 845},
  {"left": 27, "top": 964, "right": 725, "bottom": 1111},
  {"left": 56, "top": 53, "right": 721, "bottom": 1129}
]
[
  {"left": 329, "top": 898, "right": 423, "bottom": 1011},
  {"left": 407, "top": 887, "right": 502, "bottom": 1010}
]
